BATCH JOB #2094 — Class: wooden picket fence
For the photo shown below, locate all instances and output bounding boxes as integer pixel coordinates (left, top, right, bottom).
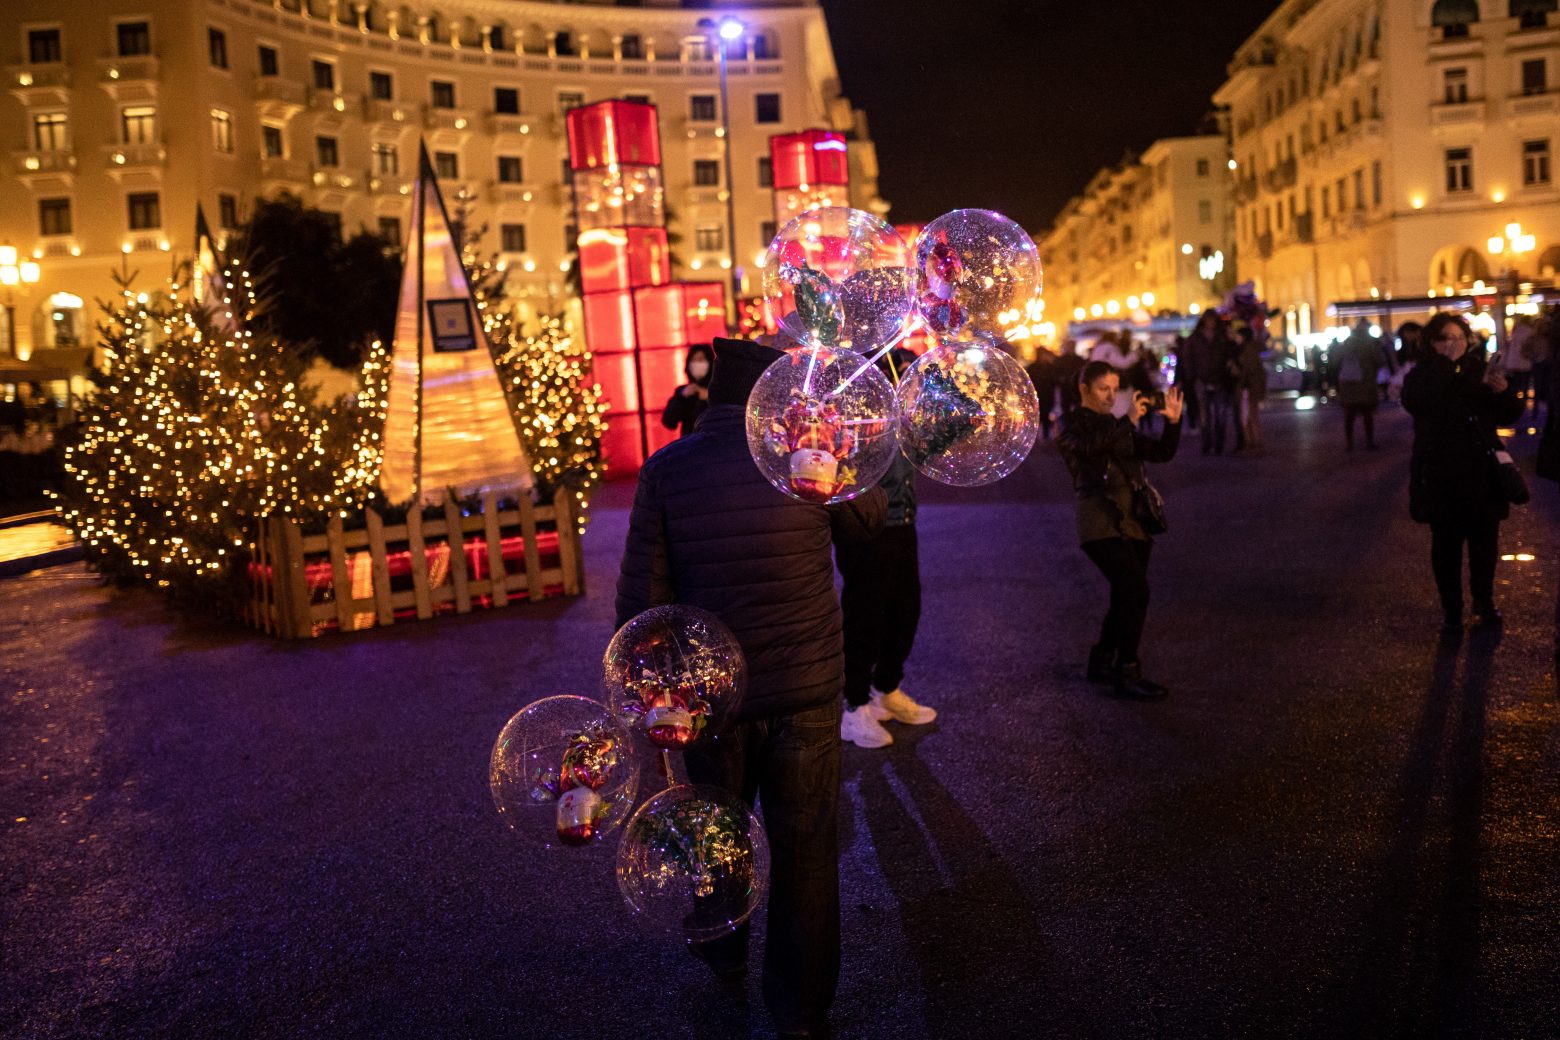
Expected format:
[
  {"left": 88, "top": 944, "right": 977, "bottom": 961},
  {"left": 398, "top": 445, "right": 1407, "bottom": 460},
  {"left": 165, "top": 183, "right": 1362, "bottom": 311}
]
[{"left": 243, "top": 486, "right": 584, "bottom": 638}]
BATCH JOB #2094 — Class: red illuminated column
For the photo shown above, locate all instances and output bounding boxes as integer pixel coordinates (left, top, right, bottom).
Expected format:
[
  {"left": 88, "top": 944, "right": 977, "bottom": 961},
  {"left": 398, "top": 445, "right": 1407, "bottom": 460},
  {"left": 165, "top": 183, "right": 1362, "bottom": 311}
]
[{"left": 769, "top": 130, "right": 850, "bottom": 227}]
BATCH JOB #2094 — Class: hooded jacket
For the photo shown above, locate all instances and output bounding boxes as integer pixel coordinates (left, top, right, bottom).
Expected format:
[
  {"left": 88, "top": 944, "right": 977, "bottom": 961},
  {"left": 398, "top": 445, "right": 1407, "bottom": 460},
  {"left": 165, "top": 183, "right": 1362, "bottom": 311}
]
[{"left": 616, "top": 338, "right": 887, "bottom": 721}]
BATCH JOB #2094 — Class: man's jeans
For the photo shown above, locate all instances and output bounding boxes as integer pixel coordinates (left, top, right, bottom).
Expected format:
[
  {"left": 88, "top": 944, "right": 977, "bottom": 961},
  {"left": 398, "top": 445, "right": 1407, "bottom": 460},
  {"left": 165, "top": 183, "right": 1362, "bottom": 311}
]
[{"left": 684, "top": 699, "right": 842, "bottom": 1030}]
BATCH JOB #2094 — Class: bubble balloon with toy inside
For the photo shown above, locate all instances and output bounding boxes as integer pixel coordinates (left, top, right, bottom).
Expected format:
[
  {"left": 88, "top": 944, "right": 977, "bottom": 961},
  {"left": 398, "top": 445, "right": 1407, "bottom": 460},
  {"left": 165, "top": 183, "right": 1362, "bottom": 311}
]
[
  {"left": 603, "top": 606, "right": 747, "bottom": 751},
  {"left": 913, "top": 209, "right": 1042, "bottom": 345}
]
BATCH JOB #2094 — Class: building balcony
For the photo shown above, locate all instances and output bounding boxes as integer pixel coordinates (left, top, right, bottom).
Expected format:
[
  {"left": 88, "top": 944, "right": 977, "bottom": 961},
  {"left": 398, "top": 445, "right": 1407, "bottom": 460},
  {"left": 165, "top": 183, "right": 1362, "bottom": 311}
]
[
  {"left": 486, "top": 112, "right": 536, "bottom": 136},
  {"left": 307, "top": 88, "right": 360, "bottom": 120},
  {"left": 254, "top": 78, "right": 306, "bottom": 119},
  {"left": 1504, "top": 23, "right": 1560, "bottom": 52},
  {"left": 488, "top": 181, "right": 536, "bottom": 205},
  {"left": 309, "top": 165, "right": 361, "bottom": 191},
  {"left": 1430, "top": 99, "right": 1486, "bottom": 129},
  {"left": 103, "top": 142, "right": 165, "bottom": 170},
  {"left": 366, "top": 171, "right": 413, "bottom": 195},
  {"left": 685, "top": 187, "right": 724, "bottom": 206},
  {"left": 1262, "top": 157, "right": 1298, "bottom": 193},
  {"left": 1508, "top": 90, "right": 1559, "bottom": 120},
  {"left": 8, "top": 62, "right": 72, "bottom": 107},
  {"left": 13, "top": 149, "right": 76, "bottom": 177},
  {"left": 259, "top": 156, "right": 308, "bottom": 183},
  {"left": 424, "top": 106, "right": 477, "bottom": 133},
  {"left": 97, "top": 56, "right": 158, "bottom": 103},
  {"left": 1234, "top": 175, "right": 1259, "bottom": 202},
  {"left": 364, "top": 98, "right": 415, "bottom": 125}
]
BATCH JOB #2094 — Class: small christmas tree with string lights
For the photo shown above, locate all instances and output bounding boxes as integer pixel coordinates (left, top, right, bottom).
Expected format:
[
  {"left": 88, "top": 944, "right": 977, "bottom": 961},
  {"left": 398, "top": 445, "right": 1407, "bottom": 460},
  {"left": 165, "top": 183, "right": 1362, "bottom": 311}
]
[{"left": 54, "top": 258, "right": 382, "bottom": 603}]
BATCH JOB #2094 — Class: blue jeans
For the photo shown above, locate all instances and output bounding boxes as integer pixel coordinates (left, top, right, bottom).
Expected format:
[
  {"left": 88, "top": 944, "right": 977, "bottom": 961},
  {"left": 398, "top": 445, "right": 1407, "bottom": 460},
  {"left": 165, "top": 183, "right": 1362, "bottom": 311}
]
[
  {"left": 684, "top": 699, "right": 843, "bottom": 1031},
  {"left": 1198, "top": 383, "right": 1232, "bottom": 454}
]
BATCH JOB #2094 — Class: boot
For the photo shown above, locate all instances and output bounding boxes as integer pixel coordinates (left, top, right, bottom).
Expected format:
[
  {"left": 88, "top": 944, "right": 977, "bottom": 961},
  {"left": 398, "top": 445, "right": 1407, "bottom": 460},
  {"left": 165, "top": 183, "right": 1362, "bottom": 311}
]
[{"left": 1113, "top": 659, "right": 1168, "bottom": 701}]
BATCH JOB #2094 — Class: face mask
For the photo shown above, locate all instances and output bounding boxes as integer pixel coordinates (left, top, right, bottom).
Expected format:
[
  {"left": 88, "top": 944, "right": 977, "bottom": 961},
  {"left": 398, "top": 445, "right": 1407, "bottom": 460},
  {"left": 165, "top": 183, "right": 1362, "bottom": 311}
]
[{"left": 688, "top": 361, "right": 710, "bottom": 380}]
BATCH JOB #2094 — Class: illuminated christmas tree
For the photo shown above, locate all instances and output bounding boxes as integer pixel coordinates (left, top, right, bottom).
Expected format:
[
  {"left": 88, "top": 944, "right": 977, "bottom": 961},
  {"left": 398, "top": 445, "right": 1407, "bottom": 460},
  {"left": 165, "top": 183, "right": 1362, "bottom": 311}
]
[{"left": 54, "top": 260, "right": 382, "bottom": 603}]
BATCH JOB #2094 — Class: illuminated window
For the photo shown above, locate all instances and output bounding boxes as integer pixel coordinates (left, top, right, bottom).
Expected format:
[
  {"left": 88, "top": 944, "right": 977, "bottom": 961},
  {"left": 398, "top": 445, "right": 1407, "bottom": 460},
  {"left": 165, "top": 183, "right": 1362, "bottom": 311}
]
[
  {"left": 373, "top": 142, "right": 398, "bottom": 175},
  {"left": 32, "top": 112, "right": 67, "bottom": 151},
  {"left": 210, "top": 109, "right": 233, "bottom": 153},
  {"left": 696, "top": 226, "right": 724, "bottom": 251},
  {"left": 121, "top": 105, "right": 156, "bottom": 145}
]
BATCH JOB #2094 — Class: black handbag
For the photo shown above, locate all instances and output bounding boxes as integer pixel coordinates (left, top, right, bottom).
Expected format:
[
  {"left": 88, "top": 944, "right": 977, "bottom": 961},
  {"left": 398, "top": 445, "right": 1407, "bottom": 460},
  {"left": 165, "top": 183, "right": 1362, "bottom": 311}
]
[
  {"left": 1131, "top": 478, "right": 1169, "bottom": 535},
  {"left": 1467, "top": 411, "right": 1529, "bottom": 506}
]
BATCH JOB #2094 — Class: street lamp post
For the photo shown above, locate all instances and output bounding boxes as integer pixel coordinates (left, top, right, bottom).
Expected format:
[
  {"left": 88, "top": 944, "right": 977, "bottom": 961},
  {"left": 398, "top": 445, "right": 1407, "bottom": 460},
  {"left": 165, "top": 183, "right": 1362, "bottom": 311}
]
[
  {"left": 0, "top": 245, "right": 42, "bottom": 359},
  {"left": 700, "top": 16, "right": 745, "bottom": 326}
]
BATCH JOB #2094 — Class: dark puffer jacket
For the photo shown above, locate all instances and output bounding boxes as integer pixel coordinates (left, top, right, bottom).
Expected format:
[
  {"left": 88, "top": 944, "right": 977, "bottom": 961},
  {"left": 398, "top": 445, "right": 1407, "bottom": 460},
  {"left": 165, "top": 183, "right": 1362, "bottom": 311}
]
[
  {"left": 615, "top": 403, "right": 887, "bottom": 721},
  {"left": 1403, "top": 350, "right": 1524, "bottom": 524}
]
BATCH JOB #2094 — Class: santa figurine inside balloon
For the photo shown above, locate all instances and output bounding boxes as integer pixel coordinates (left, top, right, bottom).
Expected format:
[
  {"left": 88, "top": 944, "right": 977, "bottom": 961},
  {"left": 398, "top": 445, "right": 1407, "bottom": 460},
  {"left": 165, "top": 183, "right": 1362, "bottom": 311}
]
[
  {"left": 604, "top": 606, "right": 747, "bottom": 750},
  {"left": 750, "top": 207, "right": 911, "bottom": 504}
]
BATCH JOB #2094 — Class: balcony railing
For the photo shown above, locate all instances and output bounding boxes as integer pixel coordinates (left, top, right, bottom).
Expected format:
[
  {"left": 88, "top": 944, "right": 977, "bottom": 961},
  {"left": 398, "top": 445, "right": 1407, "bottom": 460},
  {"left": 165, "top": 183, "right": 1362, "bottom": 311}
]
[
  {"left": 1509, "top": 90, "right": 1559, "bottom": 118},
  {"left": 487, "top": 181, "right": 535, "bottom": 205},
  {"left": 486, "top": 112, "right": 535, "bottom": 136},
  {"left": 259, "top": 156, "right": 307, "bottom": 182},
  {"left": 8, "top": 62, "right": 70, "bottom": 90},
  {"left": 13, "top": 149, "right": 76, "bottom": 176},
  {"left": 98, "top": 55, "right": 158, "bottom": 83},
  {"left": 363, "top": 98, "right": 414, "bottom": 124},
  {"left": 254, "top": 78, "right": 306, "bottom": 113},
  {"left": 1430, "top": 99, "right": 1486, "bottom": 128},
  {"left": 367, "top": 171, "right": 413, "bottom": 195},
  {"left": 423, "top": 106, "right": 477, "bottom": 132},
  {"left": 103, "top": 142, "right": 165, "bottom": 169},
  {"left": 307, "top": 88, "right": 360, "bottom": 115}
]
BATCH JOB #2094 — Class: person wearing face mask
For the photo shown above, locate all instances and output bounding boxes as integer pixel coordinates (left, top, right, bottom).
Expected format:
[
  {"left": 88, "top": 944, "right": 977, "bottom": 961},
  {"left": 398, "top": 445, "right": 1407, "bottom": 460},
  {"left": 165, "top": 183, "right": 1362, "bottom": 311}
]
[
  {"left": 661, "top": 343, "right": 714, "bottom": 437},
  {"left": 1057, "top": 360, "right": 1184, "bottom": 700},
  {"left": 1403, "top": 311, "right": 1525, "bottom": 637}
]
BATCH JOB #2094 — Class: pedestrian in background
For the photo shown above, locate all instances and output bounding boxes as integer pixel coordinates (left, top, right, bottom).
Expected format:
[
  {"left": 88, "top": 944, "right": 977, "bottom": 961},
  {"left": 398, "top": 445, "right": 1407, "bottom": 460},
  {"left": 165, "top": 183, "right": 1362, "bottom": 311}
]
[
  {"left": 838, "top": 347, "right": 938, "bottom": 749},
  {"left": 1054, "top": 339, "right": 1085, "bottom": 420},
  {"left": 1331, "top": 319, "right": 1386, "bottom": 451},
  {"left": 660, "top": 343, "right": 714, "bottom": 438},
  {"left": 1186, "top": 311, "right": 1233, "bottom": 455},
  {"left": 1058, "top": 360, "right": 1184, "bottom": 699},
  {"left": 618, "top": 337, "right": 887, "bottom": 1039},
  {"left": 1403, "top": 312, "right": 1524, "bottom": 637},
  {"left": 1171, "top": 333, "right": 1200, "bottom": 429},
  {"left": 1238, "top": 327, "right": 1268, "bottom": 452},
  {"left": 1026, "top": 344, "right": 1060, "bottom": 442}
]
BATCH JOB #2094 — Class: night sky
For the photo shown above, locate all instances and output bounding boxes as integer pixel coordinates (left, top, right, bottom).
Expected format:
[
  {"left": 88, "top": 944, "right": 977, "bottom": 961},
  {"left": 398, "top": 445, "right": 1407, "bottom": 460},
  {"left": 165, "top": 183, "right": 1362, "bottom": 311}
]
[{"left": 817, "top": 0, "right": 1277, "bottom": 233}]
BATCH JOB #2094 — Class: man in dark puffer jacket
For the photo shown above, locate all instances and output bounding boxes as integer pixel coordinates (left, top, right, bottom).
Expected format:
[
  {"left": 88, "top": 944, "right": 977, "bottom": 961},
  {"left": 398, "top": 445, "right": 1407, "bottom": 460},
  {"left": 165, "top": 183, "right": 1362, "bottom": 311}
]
[{"left": 616, "top": 336, "right": 886, "bottom": 1039}]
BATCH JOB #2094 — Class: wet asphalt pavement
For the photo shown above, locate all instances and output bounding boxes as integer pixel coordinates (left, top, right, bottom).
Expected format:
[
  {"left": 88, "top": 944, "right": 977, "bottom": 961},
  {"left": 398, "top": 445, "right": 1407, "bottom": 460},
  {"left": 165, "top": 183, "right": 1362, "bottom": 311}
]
[{"left": 3, "top": 402, "right": 1558, "bottom": 1040}]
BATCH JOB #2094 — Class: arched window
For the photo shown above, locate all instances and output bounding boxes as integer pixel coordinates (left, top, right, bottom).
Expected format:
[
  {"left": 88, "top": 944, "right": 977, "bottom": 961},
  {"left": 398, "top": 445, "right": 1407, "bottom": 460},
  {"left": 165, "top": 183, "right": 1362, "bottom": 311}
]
[
  {"left": 1431, "top": 0, "right": 1480, "bottom": 38},
  {"left": 1510, "top": 0, "right": 1557, "bottom": 28}
]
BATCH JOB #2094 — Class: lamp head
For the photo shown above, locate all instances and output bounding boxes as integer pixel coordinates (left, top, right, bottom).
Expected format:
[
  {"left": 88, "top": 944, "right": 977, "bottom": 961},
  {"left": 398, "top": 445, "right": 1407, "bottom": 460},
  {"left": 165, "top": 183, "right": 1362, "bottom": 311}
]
[{"left": 718, "top": 17, "right": 745, "bottom": 41}]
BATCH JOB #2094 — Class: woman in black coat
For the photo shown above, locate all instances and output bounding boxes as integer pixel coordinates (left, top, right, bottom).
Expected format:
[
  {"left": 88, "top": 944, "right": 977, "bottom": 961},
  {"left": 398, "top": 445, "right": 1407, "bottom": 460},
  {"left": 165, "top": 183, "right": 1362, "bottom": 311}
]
[
  {"left": 1402, "top": 311, "right": 1524, "bottom": 634},
  {"left": 660, "top": 342, "right": 714, "bottom": 437}
]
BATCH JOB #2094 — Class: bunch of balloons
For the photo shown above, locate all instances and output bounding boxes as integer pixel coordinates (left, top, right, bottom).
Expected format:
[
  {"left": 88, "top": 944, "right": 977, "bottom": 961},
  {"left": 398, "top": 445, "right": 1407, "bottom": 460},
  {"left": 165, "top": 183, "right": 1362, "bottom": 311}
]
[
  {"left": 488, "top": 606, "right": 769, "bottom": 942},
  {"left": 750, "top": 206, "right": 1044, "bottom": 492}
]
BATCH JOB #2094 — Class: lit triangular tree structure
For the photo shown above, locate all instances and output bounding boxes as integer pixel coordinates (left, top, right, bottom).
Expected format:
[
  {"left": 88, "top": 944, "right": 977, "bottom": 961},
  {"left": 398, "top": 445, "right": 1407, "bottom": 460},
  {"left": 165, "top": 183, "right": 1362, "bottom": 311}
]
[{"left": 380, "top": 143, "right": 535, "bottom": 505}]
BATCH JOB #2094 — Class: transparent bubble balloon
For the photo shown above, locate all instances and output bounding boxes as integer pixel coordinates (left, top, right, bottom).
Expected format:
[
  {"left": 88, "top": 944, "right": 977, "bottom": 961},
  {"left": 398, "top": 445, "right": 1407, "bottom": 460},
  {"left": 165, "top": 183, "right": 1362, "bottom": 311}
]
[
  {"left": 490, "top": 695, "right": 641, "bottom": 849},
  {"left": 746, "top": 345, "right": 899, "bottom": 504},
  {"left": 896, "top": 340, "right": 1040, "bottom": 486},
  {"left": 604, "top": 606, "right": 747, "bottom": 750},
  {"left": 616, "top": 783, "right": 771, "bottom": 942},
  {"left": 761, "top": 207, "right": 914, "bottom": 353},
  {"left": 913, "top": 209, "right": 1041, "bottom": 344}
]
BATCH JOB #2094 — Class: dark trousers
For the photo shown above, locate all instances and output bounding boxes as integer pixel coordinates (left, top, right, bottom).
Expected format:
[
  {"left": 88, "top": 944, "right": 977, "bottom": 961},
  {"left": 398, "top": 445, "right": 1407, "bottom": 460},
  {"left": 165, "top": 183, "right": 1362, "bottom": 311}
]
[
  {"left": 1198, "top": 383, "right": 1231, "bottom": 454},
  {"left": 1344, "top": 404, "right": 1377, "bottom": 448},
  {"left": 837, "top": 525, "right": 921, "bottom": 708},
  {"left": 684, "top": 700, "right": 842, "bottom": 1031},
  {"left": 1429, "top": 516, "right": 1499, "bottom": 616},
  {"left": 1082, "top": 537, "right": 1153, "bottom": 661}
]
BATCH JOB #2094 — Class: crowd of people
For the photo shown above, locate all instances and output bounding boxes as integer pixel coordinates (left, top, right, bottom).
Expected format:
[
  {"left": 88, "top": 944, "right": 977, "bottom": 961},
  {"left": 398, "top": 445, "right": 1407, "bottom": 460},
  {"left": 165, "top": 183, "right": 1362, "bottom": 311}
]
[{"left": 630, "top": 308, "right": 1560, "bottom": 1037}]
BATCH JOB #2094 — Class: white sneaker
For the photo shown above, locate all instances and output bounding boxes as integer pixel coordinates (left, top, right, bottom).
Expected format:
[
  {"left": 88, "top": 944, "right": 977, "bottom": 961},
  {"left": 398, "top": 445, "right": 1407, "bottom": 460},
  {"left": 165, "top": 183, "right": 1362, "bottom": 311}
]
[
  {"left": 841, "top": 705, "right": 893, "bottom": 748},
  {"left": 871, "top": 688, "right": 937, "bottom": 725}
]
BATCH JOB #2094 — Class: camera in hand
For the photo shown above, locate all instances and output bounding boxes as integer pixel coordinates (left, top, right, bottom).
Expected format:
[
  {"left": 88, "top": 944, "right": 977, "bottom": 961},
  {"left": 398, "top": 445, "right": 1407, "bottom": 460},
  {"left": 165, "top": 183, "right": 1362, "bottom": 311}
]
[{"left": 1142, "top": 390, "right": 1166, "bottom": 412}]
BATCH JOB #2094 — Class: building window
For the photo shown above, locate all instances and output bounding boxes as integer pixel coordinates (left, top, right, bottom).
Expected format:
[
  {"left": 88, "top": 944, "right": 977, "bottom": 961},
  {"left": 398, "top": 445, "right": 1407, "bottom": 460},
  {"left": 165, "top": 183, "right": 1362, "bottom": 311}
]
[
  {"left": 39, "top": 198, "right": 72, "bottom": 237},
  {"left": 1517, "top": 2, "right": 1551, "bottom": 28},
  {"left": 564, "top": 222, "right": 577, "bottom": 251},
  {"left": 32, "top": 112, "right": 67, "bottom": 151},
  {"left": 620, "top": 34, "right": 643, "bottom": 59},
  {"left": 755, "top": 93, "right": 781, "bottom": 123},
  {"left": 121, "top": 105, "right": 156, "bottom": 145},
  {"left": 258, "top": 44, "right": 278, "bottom": 76},
  {"left": 311, "top": 59, "right": 336, "bottom": 92},
  {"left": 1445, "top": 147, "right": 1473, "bottom": 193},
  {"left": 370, "top": 71, "right": 393, "bottom": 100},
  {"left": 262, "top": 124, "right": 284, "bottom": 158},
  {"left": 685, "top": 36, "right": 712, "bottom": 62},
  {"left": 760, "top": 220, "right": 777, "bottom": 250},
  {"left": 690, "top": 94, "right": 717, "bottom": 121},
  {"left": 117, "top": 21, "right": 151, "bottom": 57},
  {"left": 1523, "top": 139, "right": 1552, "bottom": 185},
  {"left": 1321, "top": 186, "right": 1331, "bottom": 218},
  {"left": 554, "top": 31, "right": 576, "bottom": 57},
  {"left": 127, "top": 192, "right": 161, "bottom": 230},
  {"left": 625, "top": 94, "right": 651, "bottom": 106},
  {"left": 1522, "top": 59, "right": 1548, "bottom": 96},
  {"left": 758, "top": 156, "right": 773, "bottom": 187},
  {"left": 557, "top": 91, "right": 584, "bottom": 115},
  {"left": 753, "top": 33, "right": 777, "bottom": 60},
  {"left": 28, "top": 28, "right": 62, "bottom": 64},
  {"left": 695, "top": 226, "right": 724, "bottom": 251},
  {"left": 1353, "top": 168, "right": 1365, "bottom": 209},
  {"left": 378, "top": 216, "right": 402, "bottom": 246},
  {"left": 431, "top": 80, "right": 456, "bottom": 109},
  {"left": 219, "top": 193, "right": 238, "bottom": 229},
  {"left": 434, "top": 150, "right": 459, "bottom": 179},
  {"left": 1195, "top": 158, "right": 1210, "bottom": 177},
  {"left": 1198, "top": 200, "right": 1213, "bottom": 224},
  {"left": 693, "top": 159, "right": 721, "bottom": 186},
  {"left": 373, "top": 142, "right": 398, "bottom": 175},
  {"left": 494, "top": 87, "right": 520, "bottom": 114},
  {"left": 208, "top": 27, "right": 228, "bottom": 68},
  {"left": 210, "top": 109, "right": 233, "bottom": 153},
  {"left": 1444, "top": 68, "right": 1468, "bottom": 104},
  {"left": 501, "top": 224, "right": 527, "bottom": 253},
  {"left": 497, "top": 155, "right": 523, "bottom": 183},
  {"left": 316, "top": 135, "right": 339, "bottom": 168},
  {"left": 1371, "top": 161, "right": 1382, "bottom": 207}
]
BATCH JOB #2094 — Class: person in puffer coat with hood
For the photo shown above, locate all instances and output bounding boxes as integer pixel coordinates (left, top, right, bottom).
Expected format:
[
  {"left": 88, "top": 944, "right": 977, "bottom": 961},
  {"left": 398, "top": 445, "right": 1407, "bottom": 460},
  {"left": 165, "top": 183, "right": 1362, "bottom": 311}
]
[{"left": 616, "top": 336, "right": 886, "bottom": 1040}]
